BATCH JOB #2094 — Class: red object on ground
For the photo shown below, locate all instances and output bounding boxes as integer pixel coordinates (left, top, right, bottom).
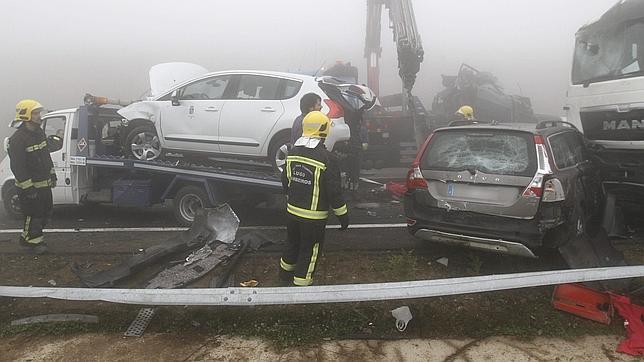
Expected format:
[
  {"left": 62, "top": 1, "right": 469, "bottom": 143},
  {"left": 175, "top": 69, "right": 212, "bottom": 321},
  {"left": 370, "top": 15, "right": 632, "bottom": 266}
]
[
  {"left": 385, "top": 182, "right": 407, "bottom": 199},
  {"left": 552, "top": 284, "right": 613, "bottom": 324},
  {"left": 610, "top": 293, "right": 644, "bottom": 356}
]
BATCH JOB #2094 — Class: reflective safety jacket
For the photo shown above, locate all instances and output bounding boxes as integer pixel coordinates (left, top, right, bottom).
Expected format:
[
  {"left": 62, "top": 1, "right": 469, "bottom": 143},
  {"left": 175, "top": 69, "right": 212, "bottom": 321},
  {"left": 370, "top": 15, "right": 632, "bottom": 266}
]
[
  {"left": 8, "top": 126, "right": 56, "bottom": 191},
  {"left": 282, "top": 143, "right": 347, "bottom": 221}
]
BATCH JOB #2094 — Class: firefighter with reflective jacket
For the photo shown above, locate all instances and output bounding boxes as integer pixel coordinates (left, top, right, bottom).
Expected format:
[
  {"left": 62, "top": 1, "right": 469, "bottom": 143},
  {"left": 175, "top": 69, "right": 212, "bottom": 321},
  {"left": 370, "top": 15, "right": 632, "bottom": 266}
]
[
  {"left": 279, "top": 111, "right": 349, "bottom": 286},
  {"left": 8, "top": 100, "right": 56, "bottom": 254}
]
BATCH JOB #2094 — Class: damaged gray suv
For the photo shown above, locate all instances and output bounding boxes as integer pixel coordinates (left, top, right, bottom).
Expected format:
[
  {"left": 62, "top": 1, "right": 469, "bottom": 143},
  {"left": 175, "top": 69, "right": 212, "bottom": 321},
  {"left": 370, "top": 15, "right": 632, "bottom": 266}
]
[{"left": 404, "top": 121, "right": 603, "bottom": 258}]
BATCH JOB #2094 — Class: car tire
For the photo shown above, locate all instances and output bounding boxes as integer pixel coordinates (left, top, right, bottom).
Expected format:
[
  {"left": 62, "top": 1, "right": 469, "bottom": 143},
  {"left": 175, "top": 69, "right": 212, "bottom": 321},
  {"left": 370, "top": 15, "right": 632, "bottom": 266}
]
[
  {"left": 125, "top": 124, "right": 162, "bottom": 161},
  {"left": 2, "top": 184, "right": 22, "bottom": 219},
  {"left": 173, "top": 185, "right": 212, "bottom": 226},
  {"left": 269, "top": 132, "right": 291, "bottom": 173}
]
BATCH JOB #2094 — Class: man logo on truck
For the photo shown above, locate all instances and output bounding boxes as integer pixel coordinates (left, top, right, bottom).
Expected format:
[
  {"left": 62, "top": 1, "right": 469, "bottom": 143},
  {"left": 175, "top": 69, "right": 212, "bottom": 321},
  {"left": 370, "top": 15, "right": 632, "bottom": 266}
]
[{"left": 603, "top": 120, "right": 644, "bottom": 131}]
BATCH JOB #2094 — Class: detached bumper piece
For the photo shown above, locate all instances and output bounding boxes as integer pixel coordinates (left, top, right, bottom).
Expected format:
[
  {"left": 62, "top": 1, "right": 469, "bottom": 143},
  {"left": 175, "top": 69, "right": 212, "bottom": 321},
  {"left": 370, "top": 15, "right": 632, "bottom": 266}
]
[
  {"left": 73, "top": 205, "right": 240, "bottom": 288},
  {"left": 552, "top": 283, "right": 613, "bottom": 324},
  {"left": 413, "top": 228, "right": 536, "bottom": 258}
]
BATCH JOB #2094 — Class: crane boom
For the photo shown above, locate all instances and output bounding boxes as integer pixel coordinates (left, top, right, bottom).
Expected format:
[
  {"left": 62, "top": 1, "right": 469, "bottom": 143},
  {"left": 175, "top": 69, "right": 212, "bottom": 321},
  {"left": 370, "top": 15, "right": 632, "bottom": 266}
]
[{"left": 365, "top": 0, "right": 424, "bottom": 96}]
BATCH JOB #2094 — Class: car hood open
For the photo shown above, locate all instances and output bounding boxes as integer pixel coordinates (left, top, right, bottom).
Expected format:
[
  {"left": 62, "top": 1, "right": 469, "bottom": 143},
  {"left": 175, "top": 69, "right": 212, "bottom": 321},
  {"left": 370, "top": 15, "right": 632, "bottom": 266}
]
[{"left": 149, "top": 62, "right": 209, "bottom": 97}]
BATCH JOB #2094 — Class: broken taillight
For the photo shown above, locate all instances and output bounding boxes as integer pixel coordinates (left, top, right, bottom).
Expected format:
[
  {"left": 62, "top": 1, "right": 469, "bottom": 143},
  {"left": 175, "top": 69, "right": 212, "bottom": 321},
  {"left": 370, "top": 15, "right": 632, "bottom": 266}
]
[
  {"left": 406, "top": 132, "right": 434, "bottom": 191},
  {"left": 522, "top": 135, "right": 553, "bottom": 199},
  {"left": 542, "top": 178, "right": 566, "bottom": 202},
  {"left": 406, "top": 164, "right": 427, "bottom": 190},
  {"left": 324, "top": 99, "right": 344, "bottom": 119}
]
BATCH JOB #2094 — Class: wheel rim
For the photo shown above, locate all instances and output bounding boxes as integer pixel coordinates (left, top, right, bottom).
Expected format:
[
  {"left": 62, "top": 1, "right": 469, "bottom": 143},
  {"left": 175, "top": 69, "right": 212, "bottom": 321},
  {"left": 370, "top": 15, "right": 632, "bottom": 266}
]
[
  {"left": 131, "top": 132, "right": 161, "bottom": 161},
  {"left": 274, "top": 143, "right": 289, "bottom": 172},
  {"left": 179, "top": 193, "right": 203, "bottom": 223},
  {"left": 9, "top": 193, "right": 21, "bottom": 215}
]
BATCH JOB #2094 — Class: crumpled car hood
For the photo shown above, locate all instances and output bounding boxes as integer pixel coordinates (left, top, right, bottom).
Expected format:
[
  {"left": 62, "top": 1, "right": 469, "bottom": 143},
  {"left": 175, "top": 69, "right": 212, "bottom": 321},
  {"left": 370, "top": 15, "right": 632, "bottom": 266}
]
[{"left": 149, "top": 62, "right": 209, "bottom": 97}]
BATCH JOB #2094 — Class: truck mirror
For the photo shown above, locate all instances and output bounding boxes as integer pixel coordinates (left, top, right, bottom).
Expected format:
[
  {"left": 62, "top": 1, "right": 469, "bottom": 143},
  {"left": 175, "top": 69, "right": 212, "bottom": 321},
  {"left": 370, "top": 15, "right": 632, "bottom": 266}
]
[
  {"left": 47, "top": 135, "right": 63, "bottom": 153},
  {"left": 171, "top": 90, "right": 180, "bottom": 106}
]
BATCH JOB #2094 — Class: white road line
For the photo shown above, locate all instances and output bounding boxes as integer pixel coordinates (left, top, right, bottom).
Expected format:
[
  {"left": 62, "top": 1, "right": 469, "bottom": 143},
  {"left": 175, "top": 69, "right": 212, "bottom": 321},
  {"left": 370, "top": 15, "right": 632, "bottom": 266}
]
[{"left": 0, "top": 223, "right": 408, "bottom": 234}]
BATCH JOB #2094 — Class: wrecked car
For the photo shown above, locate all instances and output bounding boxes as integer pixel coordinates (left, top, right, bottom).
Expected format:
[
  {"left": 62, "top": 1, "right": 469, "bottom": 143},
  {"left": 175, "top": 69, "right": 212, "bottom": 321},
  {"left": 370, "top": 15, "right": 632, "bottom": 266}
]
[
  {"left": 118, "top": 63, "right": 369, "bottom": 171},
  {"left": 404, "top": 121, "right": 603, "bottom": 258}
]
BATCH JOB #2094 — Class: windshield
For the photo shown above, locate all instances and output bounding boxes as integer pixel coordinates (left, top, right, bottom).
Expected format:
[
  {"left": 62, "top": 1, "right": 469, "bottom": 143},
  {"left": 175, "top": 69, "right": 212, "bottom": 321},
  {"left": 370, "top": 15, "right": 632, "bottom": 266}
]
[
  {"left": 423, "top": 130, "right": 537, "bottom": 177},
  {"left": 572, "top": 19, "right": 644, "bottom": 85}
]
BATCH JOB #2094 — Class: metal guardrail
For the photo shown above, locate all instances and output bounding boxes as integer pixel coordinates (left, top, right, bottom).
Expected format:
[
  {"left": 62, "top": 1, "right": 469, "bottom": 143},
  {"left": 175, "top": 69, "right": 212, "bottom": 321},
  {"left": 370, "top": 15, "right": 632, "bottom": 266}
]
[{"left": 1, "top": 266, "right": 642, "bottom": 306}]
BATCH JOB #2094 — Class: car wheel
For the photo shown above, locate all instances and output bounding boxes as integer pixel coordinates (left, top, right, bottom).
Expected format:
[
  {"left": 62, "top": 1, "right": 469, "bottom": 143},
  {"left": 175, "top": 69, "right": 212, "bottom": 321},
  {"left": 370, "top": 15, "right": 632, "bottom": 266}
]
[
  {"left": 173, "top": 185, "right": 212, "bottom": 226},
  {"left": 125, "top": 124, "right": 162, "bottom": 161},
  {"left": 2, "top": 184, "right": 22, "bottom": 219},
  {"left": 269, "top": 133, "right": 291, "bottom": 173}
]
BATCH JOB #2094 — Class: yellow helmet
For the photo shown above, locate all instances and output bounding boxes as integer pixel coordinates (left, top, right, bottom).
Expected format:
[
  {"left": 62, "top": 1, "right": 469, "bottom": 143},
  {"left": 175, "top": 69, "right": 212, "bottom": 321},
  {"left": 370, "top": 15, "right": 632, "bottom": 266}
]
[
  {"left": 456, "top": 105, "right": 474, "bottom": 121},
  {"left": 15, "top": 99, "right": 44, "bottom": 122},
  {"left": 301, "top": 111, "right": 331, "bottom": 138}
]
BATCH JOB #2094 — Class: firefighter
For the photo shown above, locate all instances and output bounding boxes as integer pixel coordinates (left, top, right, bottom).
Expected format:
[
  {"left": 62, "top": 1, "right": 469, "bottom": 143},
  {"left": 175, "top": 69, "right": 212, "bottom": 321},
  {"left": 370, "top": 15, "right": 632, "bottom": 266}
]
[
  {"left": 8, "top": 99, "right": 56, "bottom": 254},
  {"left": 455, "top": 105, "right": 475, "bottom": 121},
  {"left": 448, "top": 105, "right": 476, "bottom": 127},
  {"left": 279, "top": 111, "right": 349, "bottom": 286}
]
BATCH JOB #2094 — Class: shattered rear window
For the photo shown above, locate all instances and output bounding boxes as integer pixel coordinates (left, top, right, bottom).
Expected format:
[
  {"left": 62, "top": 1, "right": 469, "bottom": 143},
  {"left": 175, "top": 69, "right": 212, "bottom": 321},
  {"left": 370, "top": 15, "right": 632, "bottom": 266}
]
[{"left": 423, "top": 130, "right": 537, "bottom": 177}]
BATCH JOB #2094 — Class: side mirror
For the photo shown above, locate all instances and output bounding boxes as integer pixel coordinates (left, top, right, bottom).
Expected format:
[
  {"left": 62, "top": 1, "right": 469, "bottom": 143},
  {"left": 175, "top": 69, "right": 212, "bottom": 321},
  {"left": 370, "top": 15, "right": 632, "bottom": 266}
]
[
  {"left": 47, "top": 135, "right": 63, "bottom": 153},
  {"left": 3, "top": 137, "right": 9, "bottom": 153},
  {"left": 171, "top": 90, "right": 180, "bottom": 106}
]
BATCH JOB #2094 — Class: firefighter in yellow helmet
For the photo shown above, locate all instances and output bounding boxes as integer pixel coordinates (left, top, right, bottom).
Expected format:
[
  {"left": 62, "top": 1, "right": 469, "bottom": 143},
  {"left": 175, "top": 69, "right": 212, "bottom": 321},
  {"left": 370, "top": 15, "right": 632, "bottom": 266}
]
[
  {"left": 455, "top": 105, "right": 475, "bottom": 121},
  {"left": 279, "top": 111, "right": 349, "bottom": 286},
  {"left": 8, "top": 100, "right": 56, "bottom": 254}
]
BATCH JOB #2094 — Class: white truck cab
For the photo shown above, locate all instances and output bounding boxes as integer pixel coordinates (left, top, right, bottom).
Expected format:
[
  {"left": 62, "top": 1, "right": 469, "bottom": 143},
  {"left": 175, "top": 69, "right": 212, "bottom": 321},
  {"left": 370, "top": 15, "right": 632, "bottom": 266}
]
[{"left": 565, "top": 0, "right": 644, "bottom": 204}]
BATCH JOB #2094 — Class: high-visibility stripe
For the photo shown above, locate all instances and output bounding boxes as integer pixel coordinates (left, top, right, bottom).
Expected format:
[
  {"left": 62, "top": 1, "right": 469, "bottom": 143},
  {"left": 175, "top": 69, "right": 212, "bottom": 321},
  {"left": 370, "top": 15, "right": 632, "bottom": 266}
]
[
  {"left": 25, "top": 141, "right": 47, "bottom": 152},
  {"left": 280, "top": 258, "right": 295, "bottom": 272},
  {"left": 33, "top": 179, "right": 52, "bottom": 188},
  {"left": 311, "top": 166, "right": 321, "bottom": 210},
  {"left": 286, "top": 155, "right": 326, "bottom": 170},
  {"left": 25, "top": 235, "right": 43, "bottom": 245},
  {"left": 333, "top": 204, "right": 348, "bottom": 216},
  {"left": 15, "top": 179, "right": 33, "bottom": 189},
  {"left": 287, "top": 204, "right": 328, "bottom": 220},
  {"left": 305, "top": 243, "right": 320, "bottom": 281},
  {"left": 286, "top": 159, "right": 292, "bottom": 187},
  {"left": 293, "top": 276, "right": 312, "bottom": 286},
  {"left": 22, "top": 216, "right": 31, "bottom": 239}
]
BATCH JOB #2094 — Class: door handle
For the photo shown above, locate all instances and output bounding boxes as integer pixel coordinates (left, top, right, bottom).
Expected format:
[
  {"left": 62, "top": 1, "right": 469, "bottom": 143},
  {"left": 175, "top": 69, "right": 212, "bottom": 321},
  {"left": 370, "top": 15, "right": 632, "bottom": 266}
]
[
  {"left": 205, "top": 107, "right": 219, "bottom": 112},
  {"left": 261, "top": 107, "right": 276, "bottom": 112}
]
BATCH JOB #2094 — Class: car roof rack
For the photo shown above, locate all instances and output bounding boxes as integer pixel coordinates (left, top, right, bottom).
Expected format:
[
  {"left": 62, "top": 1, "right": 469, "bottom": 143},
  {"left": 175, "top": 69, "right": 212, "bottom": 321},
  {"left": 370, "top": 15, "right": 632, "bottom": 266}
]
[{"left": 535, "top": 120, "right": 578, "bottom": 130}]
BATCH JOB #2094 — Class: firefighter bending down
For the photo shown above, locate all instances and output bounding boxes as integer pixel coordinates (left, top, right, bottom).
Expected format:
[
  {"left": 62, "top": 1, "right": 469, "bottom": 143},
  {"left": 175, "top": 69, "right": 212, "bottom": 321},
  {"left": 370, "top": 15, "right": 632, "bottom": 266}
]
[
  {"left": 279, "top": 111, "right": 349, "bottom": 286},
  {"left": 8, "top": 100, "right": 56, "bottom": 254}
]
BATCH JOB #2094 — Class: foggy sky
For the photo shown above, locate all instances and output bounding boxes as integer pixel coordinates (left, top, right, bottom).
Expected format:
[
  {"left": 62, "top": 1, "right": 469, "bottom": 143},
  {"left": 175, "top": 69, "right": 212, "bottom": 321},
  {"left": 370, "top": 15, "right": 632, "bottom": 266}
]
[{"left": 0, "top": 0, "right": 617, "bottom": 142}]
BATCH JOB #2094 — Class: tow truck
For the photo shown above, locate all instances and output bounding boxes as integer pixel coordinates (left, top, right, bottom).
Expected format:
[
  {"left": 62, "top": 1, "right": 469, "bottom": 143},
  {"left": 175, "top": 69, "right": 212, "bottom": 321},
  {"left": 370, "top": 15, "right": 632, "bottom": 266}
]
[{"left": 0, "top": 95, "right": 282, "bottom": 225}]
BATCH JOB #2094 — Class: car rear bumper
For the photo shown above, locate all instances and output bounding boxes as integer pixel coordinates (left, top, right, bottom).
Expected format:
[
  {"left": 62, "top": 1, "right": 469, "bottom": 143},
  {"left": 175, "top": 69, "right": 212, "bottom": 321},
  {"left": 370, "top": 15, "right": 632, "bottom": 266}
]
[
  {"left": 412, "top": 228, "right": 536, "bottom": 258},
  {"left": 405, "top": 192, "right": 547, "bottom": 257}
]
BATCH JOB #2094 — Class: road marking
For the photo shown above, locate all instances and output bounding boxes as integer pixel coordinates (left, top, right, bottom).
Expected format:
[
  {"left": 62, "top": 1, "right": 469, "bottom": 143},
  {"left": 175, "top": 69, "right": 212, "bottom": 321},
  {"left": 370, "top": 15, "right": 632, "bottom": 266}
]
[{"left": 0, "top": 223, "right": 408, "bottom": 234}]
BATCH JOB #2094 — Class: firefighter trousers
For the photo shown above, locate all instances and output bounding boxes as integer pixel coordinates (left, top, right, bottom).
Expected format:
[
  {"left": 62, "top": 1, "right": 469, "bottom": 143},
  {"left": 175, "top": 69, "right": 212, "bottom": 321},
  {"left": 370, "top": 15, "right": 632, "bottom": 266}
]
[
  {"left": 279, "top": 217, "right": 326, "bottom": 286},
  {"left": 19, "top": 187, "right": 53, "bottom": 246}
]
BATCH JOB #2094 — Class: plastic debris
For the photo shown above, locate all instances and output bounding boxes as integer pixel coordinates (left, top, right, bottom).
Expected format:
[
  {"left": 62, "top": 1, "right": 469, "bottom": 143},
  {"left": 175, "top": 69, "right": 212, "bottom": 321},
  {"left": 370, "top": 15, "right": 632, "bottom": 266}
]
[
  {"left": 385, "top": 182, "right": 407, "bottom": 199},
  {"left": 47, "top": 279, "right": 57, "bottom": 286},
  {"left": 391, "top": 306, "right": 413, "bottom": 332},
  {"left": 552, "top": 283, "right": 612, "bottom": 324},
  {"left": 367, "top": 211, "right": 377, "bottom": 217},
  {"left": 240, "top": 279, "right": 259, "bottom": 287},
  {"left": 436, "top": 257, "right": 449, "bottom": 267},
  {"left": 610, "top": 293, "right": 644, "bottom": 356}
]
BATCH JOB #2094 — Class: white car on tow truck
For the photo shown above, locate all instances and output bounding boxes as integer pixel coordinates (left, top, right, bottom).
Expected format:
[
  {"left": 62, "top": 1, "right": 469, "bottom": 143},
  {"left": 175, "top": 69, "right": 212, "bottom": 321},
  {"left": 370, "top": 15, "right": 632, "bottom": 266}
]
[{"left": 117, "top": 63, "right": 370, "bottom": 171}]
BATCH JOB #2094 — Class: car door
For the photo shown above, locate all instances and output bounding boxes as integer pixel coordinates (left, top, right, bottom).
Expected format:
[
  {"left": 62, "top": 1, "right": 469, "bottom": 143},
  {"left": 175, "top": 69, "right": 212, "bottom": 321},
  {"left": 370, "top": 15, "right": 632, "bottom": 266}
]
[
  {"left": 548, "top": 130, "right": 601, "bottom": 220},
  {"left": 42, "top": 115, "right": 70, "bottom": 203},
  {"left": 159, "top": 74, "right": 233, "bottom": 153},
  {"left": 218, "top": 74, "right": 285, "bottom": 156}
]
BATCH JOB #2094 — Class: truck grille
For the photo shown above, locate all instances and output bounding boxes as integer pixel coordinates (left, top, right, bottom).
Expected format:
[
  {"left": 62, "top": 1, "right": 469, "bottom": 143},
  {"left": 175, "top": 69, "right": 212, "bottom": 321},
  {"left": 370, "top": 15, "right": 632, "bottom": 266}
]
[{"left": 580, "top": 109, "right": 644, "bottom": 141}]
